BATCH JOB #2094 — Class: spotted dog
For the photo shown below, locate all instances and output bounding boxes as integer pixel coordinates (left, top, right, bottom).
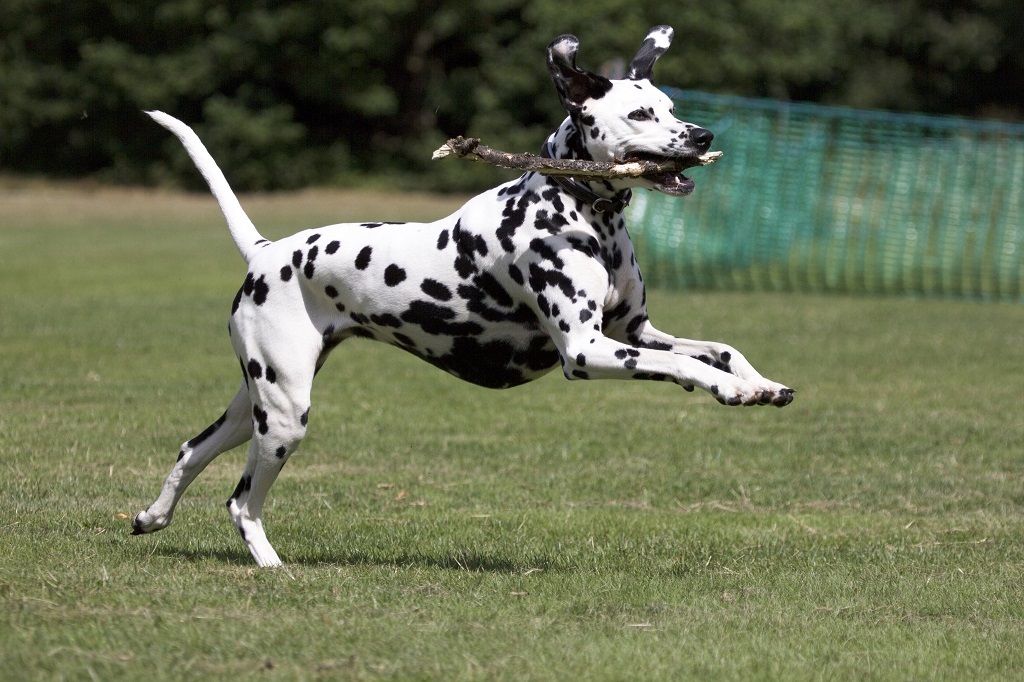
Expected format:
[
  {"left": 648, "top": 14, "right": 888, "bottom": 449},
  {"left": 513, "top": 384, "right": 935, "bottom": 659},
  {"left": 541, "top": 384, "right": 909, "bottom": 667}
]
[{"left": 132, "top": 26, "right": 794, "bottom": 567}]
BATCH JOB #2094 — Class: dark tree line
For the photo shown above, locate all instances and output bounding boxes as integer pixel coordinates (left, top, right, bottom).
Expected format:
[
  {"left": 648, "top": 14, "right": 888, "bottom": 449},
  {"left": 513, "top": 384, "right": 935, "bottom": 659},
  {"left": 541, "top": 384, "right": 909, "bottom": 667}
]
[{"left": 2, "top": 0, "right": 1021, "bottom": 191}]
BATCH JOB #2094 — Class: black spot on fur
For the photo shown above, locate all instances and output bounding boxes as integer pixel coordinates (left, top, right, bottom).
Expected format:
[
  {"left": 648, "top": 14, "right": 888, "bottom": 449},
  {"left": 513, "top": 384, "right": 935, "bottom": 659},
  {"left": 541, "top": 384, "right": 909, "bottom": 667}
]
[
  {"left": 496, "top": 193, "right": 540, "bottom": 252},
  {"left": 280, "top": 265, "right": 293, "bottom": 281},
  {"left": 370, "top": 313, "right": 403, "bottom": 328},
  {"left": 292, "top": 250, "right": 303, "bottom": 268},
  {"left": 325, "top": 285, "right": 339, "bottom": 298},
  {"left": 306, "top": 233, "right": 321, "bottom": 244},
  {"left": 474, "top": 272, "right": 514, "bottom": 308},
  {"left": 326, "top": 240, "right": 340, "bottom": 254},
  {"left": 537, "top": 294, "right": 551, "bottom": 318},
  {"left": 640, "top": 339, "right": 672, "bottom": 351},
  {"left": 436, "top": 230, "right": 449, "bottom": 250},
  {"left": 304, "top": 261, "right": 316, "bottom": 279},
  {"left": 230, "top": 474, "right": 252, "bottom": 500},
  {"left": 454, "top": 254, "right": 476, "bottom": 279},
  {"left": 421, "top": 278, "right": 453, "bottom": 301},
  {"left": 410, "top": 335, "right": 556, "bottom": 389},
  {"left": 355, "top": 246, "right": 372, "bottom": 270},
  {"left": 242, "top": 273, "right": 270, "bottom": 305},
  {"left": 530, "top": 238, "right": 564, "bottom": 267},
  {"left": 528, "top": 263, "right": 576, "bottom": 298},
  {"left": 384, "top": 264, "right": 407, "bottom": 287},
  {"left": 633, "top": 372, "right": 672, "bottom": 382},
  {"left": 247, "top": 359, "right": 263, "bottom": 380},
  {"left": 252, "top": 405, "right": 269, "bottom": 435},
  {"left": 253, "top": 276, "right": 269, "bottom": 305},
  {"left": 186, "top": 411, "right": 228, "bottom": 449},
  {"left": 452, "top": 220, "right": 488, "bottom": 259},
  {"left": 534, "top": 210, "right": 570, "bottom": 234},
  {"left": 603, "top": 300, "right": 632, "bottom": 326},
  {"left": 300, "top": 408, "right": 309, "bottom": 426},
  {"left": 400, "top": 300, "right": 484, "bottom": 336},
  {"left": 541, "top": 186, "right": 567, "bottom": 214},
  {"left": 275, "top": 446, "right": 287, "bottom": 458},
  {"left": 266, "top": 366, "right": 276, "bottom": 383}
]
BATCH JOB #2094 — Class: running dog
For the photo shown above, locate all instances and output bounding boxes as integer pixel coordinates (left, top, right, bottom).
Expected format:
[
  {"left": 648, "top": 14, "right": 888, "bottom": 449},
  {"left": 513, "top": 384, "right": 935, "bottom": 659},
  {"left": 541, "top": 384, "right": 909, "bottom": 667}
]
[{"left": 132, "top": 26, "right": 794, "bottom": 567}]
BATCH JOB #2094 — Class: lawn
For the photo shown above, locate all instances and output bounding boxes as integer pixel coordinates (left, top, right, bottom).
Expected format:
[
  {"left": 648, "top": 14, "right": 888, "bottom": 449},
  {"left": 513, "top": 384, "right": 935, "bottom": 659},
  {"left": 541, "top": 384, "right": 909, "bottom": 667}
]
[{"left": 1, "top": 183, "right": 1023, "bottom": 680}]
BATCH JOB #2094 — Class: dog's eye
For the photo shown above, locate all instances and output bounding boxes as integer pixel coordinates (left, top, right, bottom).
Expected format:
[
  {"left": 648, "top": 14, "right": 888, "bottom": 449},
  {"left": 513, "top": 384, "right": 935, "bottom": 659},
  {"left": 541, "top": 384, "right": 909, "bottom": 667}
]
[{"left": 628, "top": 109, "right": 651, "bottom": 122}]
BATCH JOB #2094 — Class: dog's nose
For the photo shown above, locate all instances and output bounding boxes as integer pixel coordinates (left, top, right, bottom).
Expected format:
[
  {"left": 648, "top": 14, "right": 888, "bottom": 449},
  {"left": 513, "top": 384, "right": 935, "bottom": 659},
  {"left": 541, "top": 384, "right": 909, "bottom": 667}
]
[{"left": 690, "top": 127, "right": 714, "bottom": 152}]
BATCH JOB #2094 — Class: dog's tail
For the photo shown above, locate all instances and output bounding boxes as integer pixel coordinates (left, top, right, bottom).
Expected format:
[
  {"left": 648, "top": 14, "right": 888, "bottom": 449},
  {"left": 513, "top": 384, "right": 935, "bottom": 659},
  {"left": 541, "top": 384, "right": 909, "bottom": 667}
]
[{"left": 145, "top": 110, "right": 268, "bottom": 264}]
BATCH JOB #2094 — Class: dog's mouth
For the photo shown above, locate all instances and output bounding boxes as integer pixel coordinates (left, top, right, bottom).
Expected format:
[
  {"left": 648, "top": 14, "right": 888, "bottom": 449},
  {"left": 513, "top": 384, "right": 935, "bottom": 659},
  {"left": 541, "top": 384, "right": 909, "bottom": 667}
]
[{"left": 620, "top": 151, "right": 702, "bottom": 197}]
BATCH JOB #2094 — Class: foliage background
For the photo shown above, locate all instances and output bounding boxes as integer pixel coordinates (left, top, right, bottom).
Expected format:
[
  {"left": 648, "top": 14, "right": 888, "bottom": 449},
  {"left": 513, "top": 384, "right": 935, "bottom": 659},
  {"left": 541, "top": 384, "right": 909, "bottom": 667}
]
[{"left": 2, "top": 0, "right": 1023, "bottom": 190}]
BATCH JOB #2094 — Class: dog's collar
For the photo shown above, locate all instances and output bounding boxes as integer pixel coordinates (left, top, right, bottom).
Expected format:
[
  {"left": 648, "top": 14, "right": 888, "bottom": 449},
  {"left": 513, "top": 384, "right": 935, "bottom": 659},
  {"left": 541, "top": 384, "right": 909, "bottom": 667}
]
[{"left": 541, "top": 141, "right": 631, "bottom": 214}]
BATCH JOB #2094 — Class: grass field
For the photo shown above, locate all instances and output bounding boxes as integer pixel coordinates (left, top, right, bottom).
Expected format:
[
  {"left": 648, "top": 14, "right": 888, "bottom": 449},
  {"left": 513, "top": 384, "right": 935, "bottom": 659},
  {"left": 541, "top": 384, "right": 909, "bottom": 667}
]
[{"left": 2, "top": 183, "right": 1024, "bottom": 680}]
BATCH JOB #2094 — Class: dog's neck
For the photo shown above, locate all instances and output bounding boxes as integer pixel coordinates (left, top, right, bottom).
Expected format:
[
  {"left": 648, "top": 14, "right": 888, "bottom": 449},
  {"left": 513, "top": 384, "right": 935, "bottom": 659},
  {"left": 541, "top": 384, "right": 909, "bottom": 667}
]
[{"left": 542, "top": 118, "right": 632, "bottom": 214}]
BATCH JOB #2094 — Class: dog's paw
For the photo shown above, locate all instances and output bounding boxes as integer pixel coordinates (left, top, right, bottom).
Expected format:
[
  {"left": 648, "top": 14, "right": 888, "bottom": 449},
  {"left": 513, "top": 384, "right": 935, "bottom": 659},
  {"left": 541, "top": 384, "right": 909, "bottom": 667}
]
[
  {"left": 710, "top": 381, "right": 795, "bottom": 407},
  {"left": 131, "top": 507, "right": 170, "bottom": 535},
  {"left": 763, "top": 385, "right": 795, "bottom": 407}
]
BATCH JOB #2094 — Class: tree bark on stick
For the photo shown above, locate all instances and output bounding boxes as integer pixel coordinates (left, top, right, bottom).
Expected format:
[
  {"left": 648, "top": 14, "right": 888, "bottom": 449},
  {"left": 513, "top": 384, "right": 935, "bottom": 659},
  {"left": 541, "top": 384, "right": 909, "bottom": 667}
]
[{"left": 432, "top": 136, "right": 722, "bottom": 179}]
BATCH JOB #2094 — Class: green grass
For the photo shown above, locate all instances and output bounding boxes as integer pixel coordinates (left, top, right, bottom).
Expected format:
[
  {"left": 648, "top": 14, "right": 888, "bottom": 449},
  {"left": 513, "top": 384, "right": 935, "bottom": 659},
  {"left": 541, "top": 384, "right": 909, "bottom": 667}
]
[{"left": 2, "top": 183, "right": 1024, "bottom": 680}]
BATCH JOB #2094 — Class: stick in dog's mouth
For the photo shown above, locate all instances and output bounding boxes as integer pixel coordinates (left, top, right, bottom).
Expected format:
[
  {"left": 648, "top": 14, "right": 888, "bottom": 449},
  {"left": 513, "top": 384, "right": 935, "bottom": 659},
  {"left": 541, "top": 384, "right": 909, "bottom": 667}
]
[
  {"left": 617, "top": 150, "right": 723, "bottom": 196},
  {"left": 432, "top": 136, "right": 722, "bottom": 185}
]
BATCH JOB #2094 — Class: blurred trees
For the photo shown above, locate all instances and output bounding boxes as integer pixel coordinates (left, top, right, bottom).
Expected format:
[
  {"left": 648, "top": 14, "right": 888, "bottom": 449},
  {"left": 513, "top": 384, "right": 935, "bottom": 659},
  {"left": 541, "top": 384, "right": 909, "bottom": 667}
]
[{"left": 1, "top": 0, "right": 1021, "bottom": 190}]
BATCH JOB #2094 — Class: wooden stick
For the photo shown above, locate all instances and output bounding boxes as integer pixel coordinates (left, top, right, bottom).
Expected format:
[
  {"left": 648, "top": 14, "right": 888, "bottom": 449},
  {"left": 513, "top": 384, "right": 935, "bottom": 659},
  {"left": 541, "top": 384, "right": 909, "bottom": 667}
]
[{"left": 432, "top": 136, "right": 722, "bottom": 179}]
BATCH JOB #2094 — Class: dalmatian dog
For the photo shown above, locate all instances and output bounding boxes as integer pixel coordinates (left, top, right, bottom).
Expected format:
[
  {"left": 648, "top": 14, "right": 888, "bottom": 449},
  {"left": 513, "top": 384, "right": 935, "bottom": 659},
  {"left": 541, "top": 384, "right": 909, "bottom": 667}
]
[{"left": 132, "top": 25, "right": 794, "bottom": 567}]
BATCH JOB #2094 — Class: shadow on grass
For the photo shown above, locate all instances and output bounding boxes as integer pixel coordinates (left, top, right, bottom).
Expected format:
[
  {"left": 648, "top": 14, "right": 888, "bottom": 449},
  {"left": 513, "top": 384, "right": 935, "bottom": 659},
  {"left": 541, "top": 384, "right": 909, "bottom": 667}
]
[
  {"left": 149, "top": 544, "right": 258, "bottom": 566},
  {"left": 149, "top": 542, "right": 551, "bottom": 573}
]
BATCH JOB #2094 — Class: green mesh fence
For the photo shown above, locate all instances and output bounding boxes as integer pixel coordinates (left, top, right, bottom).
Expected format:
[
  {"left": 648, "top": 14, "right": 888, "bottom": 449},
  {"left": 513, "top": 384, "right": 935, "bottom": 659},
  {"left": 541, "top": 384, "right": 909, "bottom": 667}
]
[{"left": 629, "top": 88, "right": 1024, "bottom": 300}]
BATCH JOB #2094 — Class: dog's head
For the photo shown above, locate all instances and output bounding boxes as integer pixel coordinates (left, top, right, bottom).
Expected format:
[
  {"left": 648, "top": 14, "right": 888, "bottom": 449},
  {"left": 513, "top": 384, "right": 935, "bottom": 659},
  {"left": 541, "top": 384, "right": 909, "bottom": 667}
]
[{"left": 546, "top": 26, "right": 712, "bottom": 197}]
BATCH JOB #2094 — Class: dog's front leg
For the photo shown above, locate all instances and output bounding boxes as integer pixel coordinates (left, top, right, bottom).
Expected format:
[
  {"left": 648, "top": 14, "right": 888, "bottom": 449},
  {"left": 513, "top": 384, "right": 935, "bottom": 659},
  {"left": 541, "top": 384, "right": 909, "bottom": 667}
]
[
  {"left": 557, "top": 329, "right": 784, "bottom": 405},
  {"left": 632, "top": 320, "right": 794, "bottom": 406}
]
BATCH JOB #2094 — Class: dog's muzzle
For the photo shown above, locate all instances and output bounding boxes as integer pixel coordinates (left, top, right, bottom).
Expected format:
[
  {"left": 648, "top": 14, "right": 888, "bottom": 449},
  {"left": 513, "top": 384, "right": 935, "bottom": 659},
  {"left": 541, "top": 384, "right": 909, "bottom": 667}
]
[
  {"left": 621, "top": 150, "right": 702, "bottom": 197},
  {"left": 623, "top": 127, "right": 714, "bottom": 197}
]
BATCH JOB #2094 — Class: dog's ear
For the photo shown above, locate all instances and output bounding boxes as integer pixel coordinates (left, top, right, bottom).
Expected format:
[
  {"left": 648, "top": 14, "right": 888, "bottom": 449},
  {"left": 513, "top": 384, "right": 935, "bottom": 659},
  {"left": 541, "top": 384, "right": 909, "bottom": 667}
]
[
  {"left": 626, "top": 25, "right": 674, "bottom": 81},
  {"left": 547, "top": 34, "right": 613, "bottom": 111}
]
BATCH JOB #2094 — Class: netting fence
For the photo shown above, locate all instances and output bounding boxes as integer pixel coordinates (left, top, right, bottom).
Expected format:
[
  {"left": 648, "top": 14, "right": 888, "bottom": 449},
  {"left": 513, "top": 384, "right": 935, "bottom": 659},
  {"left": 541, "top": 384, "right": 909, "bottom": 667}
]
[{"left": 629, "top": 88, "right": 1024, "bottom": 300}]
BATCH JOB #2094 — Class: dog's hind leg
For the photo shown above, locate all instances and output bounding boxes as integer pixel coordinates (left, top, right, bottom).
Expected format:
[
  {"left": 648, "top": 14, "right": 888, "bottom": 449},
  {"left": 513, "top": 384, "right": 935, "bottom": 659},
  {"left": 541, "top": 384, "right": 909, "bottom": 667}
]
[
  {"left": 225, "top": 398, "right": 311, "bottom": 567},
  {"left": 132, "top": 381, "right": 254, "bottom": 535},
  {"left": 225, "top": 347, "right": 318, "bottom": 567}
]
